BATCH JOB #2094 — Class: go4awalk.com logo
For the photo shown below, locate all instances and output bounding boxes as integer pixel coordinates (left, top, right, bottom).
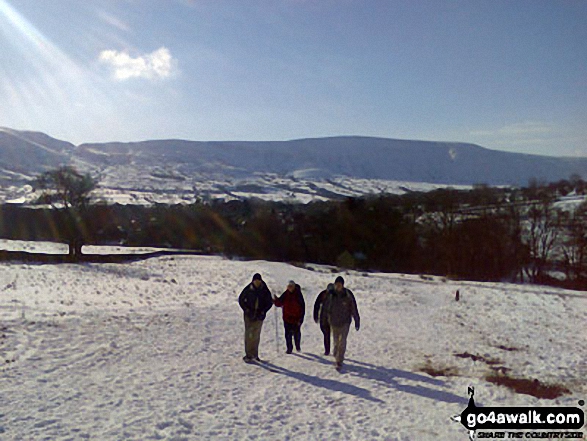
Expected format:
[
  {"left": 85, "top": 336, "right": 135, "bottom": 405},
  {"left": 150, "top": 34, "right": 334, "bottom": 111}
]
[{"left": 451, "top": 387, "right": 585, "bottom": 440}]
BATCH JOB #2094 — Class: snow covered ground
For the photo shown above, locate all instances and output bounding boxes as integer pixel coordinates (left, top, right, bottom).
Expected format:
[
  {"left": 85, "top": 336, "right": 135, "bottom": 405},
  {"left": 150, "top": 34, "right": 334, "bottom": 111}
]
[
  {"left": 0, "top": 239, "right": 168, "bottom": 255},
  {"left": 0, "top": 241, "right": 585, "bottom": 440},
  {"left": 0, "top": 172, "right": 472, "bottom": 205}
]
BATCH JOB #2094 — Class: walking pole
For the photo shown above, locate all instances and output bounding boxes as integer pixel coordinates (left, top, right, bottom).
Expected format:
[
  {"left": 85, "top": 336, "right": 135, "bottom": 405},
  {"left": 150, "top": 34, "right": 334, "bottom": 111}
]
[{"left": 274, "top": 301, "right": 279, "bottom": 355}]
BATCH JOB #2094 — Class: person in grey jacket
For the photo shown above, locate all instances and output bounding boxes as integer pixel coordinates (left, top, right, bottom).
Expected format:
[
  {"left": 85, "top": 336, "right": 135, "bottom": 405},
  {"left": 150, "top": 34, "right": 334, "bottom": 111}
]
[{"left": 323, "top": 276, "right": 360, "bottom": 370}]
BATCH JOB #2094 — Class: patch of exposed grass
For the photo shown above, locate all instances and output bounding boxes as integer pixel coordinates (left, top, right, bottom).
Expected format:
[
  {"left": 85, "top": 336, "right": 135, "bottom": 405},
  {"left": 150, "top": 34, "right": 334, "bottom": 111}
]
[
  {"left": 289, "top": 261, "right": 308, "bottom": 270},
  {"left": 495, "top": 345, "right": 520, "bottom": 352},
  {"left": 485, "top": 374, "right": 571, "bottom": 399},
  {"left": 454, "top": 352, "right": 502, "bottom": 365},
  {"left": 489, "top": 365, "right": 512, "bottom": 375},
  {"left": 419, "top": 361, "right": 459, "bottom": 377}
]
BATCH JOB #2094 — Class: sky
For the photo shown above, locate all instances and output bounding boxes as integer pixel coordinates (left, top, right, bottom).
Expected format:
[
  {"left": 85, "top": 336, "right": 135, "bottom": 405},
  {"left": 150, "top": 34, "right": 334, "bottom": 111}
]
[{"left": 0, "top": 0, "right": 586, "bottom": 157}]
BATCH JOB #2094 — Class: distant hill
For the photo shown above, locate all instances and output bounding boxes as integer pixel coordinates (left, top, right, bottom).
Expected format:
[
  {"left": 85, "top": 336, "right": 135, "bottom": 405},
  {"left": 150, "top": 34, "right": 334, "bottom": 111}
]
[
  {"left": 1, "top": 128, "right": 586, "bottom": 203},
  {"left": 76, "top": 136, "right": 587, "bottom": 185},
  {"left": 0, "top": 127, "right": 73, "bottom": 174}
]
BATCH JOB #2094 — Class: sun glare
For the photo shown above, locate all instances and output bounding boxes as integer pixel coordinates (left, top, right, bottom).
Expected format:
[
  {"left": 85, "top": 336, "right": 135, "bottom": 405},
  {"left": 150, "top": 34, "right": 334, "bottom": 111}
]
[
  {"left": 0, "top": 0, "right": 117, "bottom": 140},
  {"left": 0, "top": 0, "right": 78, "bottom": 71}
]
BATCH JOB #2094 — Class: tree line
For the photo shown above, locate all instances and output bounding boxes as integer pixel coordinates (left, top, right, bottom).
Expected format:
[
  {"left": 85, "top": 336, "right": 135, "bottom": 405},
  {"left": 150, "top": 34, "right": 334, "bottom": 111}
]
[{"left": 0, "top": 167, "right": 585, "bottom": 290}]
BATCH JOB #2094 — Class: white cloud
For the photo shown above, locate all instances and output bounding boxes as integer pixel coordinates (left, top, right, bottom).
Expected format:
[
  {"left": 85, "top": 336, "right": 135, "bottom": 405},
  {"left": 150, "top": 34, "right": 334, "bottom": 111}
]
[
  {"left": 468, "top": 121, "right": 587, "bottom": 156},
  {"left": 470, "top": 121, "right": 553, "bottom": 138},
  {"left": 99, "top": 47, "right": 176, "bottom": 81},
  {"left": 468, "top": 121, "right": 559, "bottom": 149}
]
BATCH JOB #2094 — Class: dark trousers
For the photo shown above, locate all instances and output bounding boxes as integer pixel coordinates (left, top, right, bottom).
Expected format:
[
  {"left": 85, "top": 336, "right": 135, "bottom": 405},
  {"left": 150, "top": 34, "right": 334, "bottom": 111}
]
[
  {"left": 320, "top": 322, "right": 331, "bottom": 355},
  {"left": 244, "top": 315, "right": 263, "bottom": 359},
  {"left": 284, "top": 322, "right": 301, "bottom": 352}
]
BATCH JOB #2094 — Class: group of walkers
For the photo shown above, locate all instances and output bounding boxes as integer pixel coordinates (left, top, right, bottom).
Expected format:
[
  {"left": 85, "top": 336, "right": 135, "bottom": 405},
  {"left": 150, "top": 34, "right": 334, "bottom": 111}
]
[{"left": 238, "top": 273, "right": 360, "bottom": 370}]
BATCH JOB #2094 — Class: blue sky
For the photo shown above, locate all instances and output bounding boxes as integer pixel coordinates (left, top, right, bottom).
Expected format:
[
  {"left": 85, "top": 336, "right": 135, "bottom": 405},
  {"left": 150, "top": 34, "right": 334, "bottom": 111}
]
[{"left": 0, "top": 0, "right": 585, "bottom": 157}]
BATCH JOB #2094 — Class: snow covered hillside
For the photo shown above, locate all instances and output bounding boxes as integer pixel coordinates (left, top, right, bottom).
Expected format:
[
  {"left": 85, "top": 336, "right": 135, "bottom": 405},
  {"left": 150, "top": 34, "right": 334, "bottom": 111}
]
[
  {"left": 1, "top": 127, "right": 587, "bottom": 204},
  {"left": 1, "top": 241, "right": 585, "bottom": 439}
]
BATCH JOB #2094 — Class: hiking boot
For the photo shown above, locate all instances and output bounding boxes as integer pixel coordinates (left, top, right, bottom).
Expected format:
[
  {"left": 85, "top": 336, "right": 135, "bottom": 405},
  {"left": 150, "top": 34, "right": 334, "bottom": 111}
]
[
  {"left": 286, "top": 349, "right": 293, "bottom": 354},
  {"left": 243, "top": 356, "right": 254, "bottom": 363}
]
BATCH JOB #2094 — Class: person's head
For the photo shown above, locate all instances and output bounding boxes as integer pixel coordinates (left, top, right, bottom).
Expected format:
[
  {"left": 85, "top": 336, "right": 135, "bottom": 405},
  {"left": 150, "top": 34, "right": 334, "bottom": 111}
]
[
  {"left": 252, "top": 273, "right": 263, "bottom": 288},
  {"left": 326, "top": 283, "right": 335, "bottom": 293},
  {"left": 334, "top": 276, "right": 344, "bottom": 291},
  {"left": 287, "top": 280, "right": 296, "bottom": 292}
]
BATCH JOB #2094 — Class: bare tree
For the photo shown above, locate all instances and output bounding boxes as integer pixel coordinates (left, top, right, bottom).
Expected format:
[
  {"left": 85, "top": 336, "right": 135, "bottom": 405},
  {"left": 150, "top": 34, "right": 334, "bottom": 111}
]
[
  {"left": 503, "top": 200, "right": 529, "bottom": 282},
  {"left": 524, "top": 195, "right": 561, "bottom": 282},
  {"left": 561, "top": 201, "right": 587, "bottom": 283},
  {"left": 35, "top": 166, "right": 98, "bottom": 258}
]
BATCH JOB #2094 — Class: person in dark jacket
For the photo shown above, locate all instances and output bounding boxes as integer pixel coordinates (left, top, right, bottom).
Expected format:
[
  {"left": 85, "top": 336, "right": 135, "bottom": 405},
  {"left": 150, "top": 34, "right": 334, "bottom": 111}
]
[
  {"left": 313, "top": 283, "right": 335, "bottom": 355},
  {"left": 323, "top": 276, "right": 360, "bottom": 370},
  {"left": 274, "top": 280, "right": 305, "bottom": 354},
  {"left": 238, "top": 273, "right": 273, "bottom": 363}
]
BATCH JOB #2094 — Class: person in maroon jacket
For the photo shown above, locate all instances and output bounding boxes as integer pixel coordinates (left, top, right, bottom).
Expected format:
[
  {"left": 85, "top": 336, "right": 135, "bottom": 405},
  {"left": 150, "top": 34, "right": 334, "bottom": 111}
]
[{"left": 274, "top": 280, "right": 306, "bottom": 354}]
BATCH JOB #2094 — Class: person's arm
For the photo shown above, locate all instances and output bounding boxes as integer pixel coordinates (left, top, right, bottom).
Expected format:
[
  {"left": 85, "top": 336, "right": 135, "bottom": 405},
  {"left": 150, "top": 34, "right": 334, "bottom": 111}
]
[
  {"left": 321, "top": 293, "right": 331, "bottom": 324},
  {"left": 348, "top": 290, "right": 360, "bottom": 330},
  {"left": 299, "top": 288, "right": 306, "bottom": 324},
  {"left": 238, "top": 287, "right": 249, "bottom": 312},
  {"left": 273, "top": 291, "right": 285, "bottom": 307},
  {"left": 313, "top": 292, "right": 324, "bottom": 323},
  {"left": 263, "top": 286, "right": 274, "bottom": 312}
]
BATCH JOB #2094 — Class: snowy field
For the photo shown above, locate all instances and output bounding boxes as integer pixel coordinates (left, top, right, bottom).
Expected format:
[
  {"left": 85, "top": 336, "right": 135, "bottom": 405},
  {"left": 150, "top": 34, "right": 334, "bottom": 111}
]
[
  {"left": 0, "top": 239, "right": 168, "bottom": 255},
  {"left": 0, "top": 241, "right": 585, "bottom": 440},
  {"left": 0, "top": 175, "right": 471, "bottom": 205}
]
